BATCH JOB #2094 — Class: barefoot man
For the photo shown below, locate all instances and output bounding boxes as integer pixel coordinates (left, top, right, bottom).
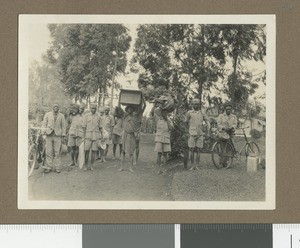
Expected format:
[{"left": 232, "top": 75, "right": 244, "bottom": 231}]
[
  {"left": 82, "top": 104, "right": 102, "bottom": 171},
  {"left": 67, "top": 104, "right": 84, "bottom": 167},
  {"left": 118, "top": 101, "right": 145, "bottom": 172},
  {"left": 186, "top": 98, "right": 210, "bottom": 170}
]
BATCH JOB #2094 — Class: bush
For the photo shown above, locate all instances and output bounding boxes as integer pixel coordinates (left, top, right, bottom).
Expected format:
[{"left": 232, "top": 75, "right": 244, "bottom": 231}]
[
  {"left": 250, "top": 129, "right": 262, "bottom": 139},
  {"left": 170, "top": 113, "right": 189, "bottom": 159}
]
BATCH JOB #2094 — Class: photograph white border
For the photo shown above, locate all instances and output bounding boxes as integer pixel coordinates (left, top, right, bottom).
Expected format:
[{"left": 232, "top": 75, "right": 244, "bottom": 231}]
[{"left": 18, "top": 14, "right": 276, "bottom": 209}]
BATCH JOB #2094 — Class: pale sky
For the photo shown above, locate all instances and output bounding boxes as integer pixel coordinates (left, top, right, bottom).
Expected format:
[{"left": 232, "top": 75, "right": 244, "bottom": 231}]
[{"left": 28, "top": 23, "right": 139, "bottom": 88}]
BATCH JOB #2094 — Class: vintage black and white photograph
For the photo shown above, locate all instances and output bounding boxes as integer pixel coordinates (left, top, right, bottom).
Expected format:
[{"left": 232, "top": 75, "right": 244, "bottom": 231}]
[{"left": 18, "top": 15, "right": 275, "bottom": 209}]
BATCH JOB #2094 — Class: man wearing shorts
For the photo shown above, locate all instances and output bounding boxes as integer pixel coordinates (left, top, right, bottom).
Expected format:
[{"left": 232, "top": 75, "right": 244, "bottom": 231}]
[
  {"left": 67, "top": 104, "right": 84, "bottom": 167},
  {"left": 186, "top": 98, "right": 210, "bottom": 170},
  {"left": 154, "top": 109, "right": 173, "bottom": 174},
  {"left": 82, "top": 104, "right": 102, "bottom": 171}
]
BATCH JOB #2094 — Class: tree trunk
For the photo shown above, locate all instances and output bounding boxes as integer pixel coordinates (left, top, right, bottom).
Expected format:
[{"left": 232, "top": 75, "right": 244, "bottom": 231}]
[
  {"left": 197, "top": 82, "right": 203, "bottom": 102},
  {"left": 233, "top": 55, "right": 238, "bottom": 76},
  {"left": 102, "top": 88, "right": 106, "bottom": 106},
  {"left": 86, "top": 96, "right": 89, "bottom": 108},
  {"left": 229, "top": 53, "right": 239, "bottom": 104},
  {"left": 197, "top": 24, "right": 206, "bottom": 104},
  {"left": 111, "top": 44, "right": 119, "bottom": 109},
  {"left": 98, "top": 88, "right": 102, "bottom": 108}
]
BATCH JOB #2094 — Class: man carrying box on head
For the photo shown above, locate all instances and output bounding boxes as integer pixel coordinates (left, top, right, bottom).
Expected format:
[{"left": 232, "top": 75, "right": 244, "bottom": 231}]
[
  {"left": 118, "top": 101, "right": 146, "bottom": 172},
  {"left": 186, "top": 98, "right": 210, "bottom": 170}
]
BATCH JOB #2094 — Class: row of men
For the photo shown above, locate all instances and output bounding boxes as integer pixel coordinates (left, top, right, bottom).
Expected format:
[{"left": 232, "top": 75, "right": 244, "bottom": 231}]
[
  {"left": 41, "top": 102, "right": 144, "bottom": 173},
  {"left": 152, "top": 98, "right": 237, "bottom": 171},
  {"left": 41, "top": 99, "right": 237, "bottom": 173}
]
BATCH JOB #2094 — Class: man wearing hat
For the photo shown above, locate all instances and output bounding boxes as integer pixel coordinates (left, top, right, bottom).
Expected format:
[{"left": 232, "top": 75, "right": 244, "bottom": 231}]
[
  {"left": 82, "top": 104, "right": 102, "bottom": 171},
  {"left": 186, "top": 98, "right": 210, "bottom": 170},
  {"left": 67, "top": 104, "right": 84, "bottom": 167},
  {"left": 217, "top": 102, "right": 237, "bottom": 135},
  {"left": 42, "top": 103, "right": 66, "bottom": 173},
  {"left": 217, "top": 102, "right": 238, "bottom": 166},
  {"left": 79, "top": 103, "right": 86, "bottom": 117}
]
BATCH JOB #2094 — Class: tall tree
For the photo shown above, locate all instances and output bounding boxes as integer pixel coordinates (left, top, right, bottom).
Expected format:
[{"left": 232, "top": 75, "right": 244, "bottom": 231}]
[
  {"left": 132, "top": 24, "right": 226, "bottom": 110},
  {"left": 28, "top": 59, "right": 72, "bottom": 121},
  {"left": 221, "top": 24, "right": 266, "bottom": 112},
  {"left": 47, "top": 24, "right": 131, "bottom": 105}
]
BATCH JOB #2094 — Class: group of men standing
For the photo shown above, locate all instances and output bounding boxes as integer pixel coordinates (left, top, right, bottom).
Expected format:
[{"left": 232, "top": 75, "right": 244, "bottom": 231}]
[
  {"left": 40, "top": 98, "right": 238, "bottom": 174},
  {"left": 42, "top": 103, "right": 123, "bottom": 173},
  {"left": 152, "top": 98, "right": 238, "bottom": 171}
]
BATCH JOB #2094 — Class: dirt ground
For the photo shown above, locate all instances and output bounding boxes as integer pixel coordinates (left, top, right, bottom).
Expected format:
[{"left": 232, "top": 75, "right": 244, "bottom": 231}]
[
  {"left": 29, "top": 133, "right": 265, "bottom": 201},
  {"left": 29, "top": 133, "right": 173, "bottom": 201}
]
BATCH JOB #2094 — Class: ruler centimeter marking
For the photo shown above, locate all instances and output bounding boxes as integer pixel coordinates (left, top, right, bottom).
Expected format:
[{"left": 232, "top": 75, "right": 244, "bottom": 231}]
[{"left": 0, "top": 224, "right": 299, "bottom": 247}]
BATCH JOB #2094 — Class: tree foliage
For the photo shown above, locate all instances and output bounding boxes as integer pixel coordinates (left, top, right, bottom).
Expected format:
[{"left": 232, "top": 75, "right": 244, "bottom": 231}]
[
  {"left": 132, "top": 24, "right": 227, "bottom": 110},
  {"left": 132, "top": 24, "right": 266, "bottom": 113},
  {"left": 220, "top": 24, "right": 266, "bottom": 112},
  {"left": 29, "top": 59, "right": 72, "bottom": 122},
  {"left": 132, "top": 24, "right": 266, "bottom": 159},
  {"left": 47, "top": 24, "right": 131, "bottom": 103}
]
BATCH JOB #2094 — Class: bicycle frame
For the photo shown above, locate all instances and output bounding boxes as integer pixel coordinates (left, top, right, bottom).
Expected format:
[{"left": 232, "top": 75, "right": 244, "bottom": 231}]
[
  {"left": 230, "top": 127, "right": 252, "bottom": 157},
  {"left": 212, "top": 126, "right": 260, "bottom": 169},
  {"left": 28, "top": 127, "right": 46, "bottom": 167}
]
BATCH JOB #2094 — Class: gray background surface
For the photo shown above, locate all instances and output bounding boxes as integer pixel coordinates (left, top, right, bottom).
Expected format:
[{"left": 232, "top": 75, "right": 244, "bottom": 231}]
[
  {"left": 0, "top": 0, "right": 299, "bottom": 223},
  {"left": 83, "top": 224, "right": 174, "bottom": 248}
]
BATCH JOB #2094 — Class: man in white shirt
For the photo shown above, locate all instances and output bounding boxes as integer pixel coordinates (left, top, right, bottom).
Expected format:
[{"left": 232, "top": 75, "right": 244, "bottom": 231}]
[{"left": 217, "top": 102, "right": 238, "bottom": 167}]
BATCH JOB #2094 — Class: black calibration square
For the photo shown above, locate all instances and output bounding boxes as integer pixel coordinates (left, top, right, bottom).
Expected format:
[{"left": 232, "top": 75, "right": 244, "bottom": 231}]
[{"left": 181, "top": 224, "right": 272, "bottom": 248}]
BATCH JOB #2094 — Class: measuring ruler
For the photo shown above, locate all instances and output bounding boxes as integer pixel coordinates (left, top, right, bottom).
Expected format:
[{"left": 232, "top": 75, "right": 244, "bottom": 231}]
[{"left": 0, "top": 224, "right": 299, "bottom": 247}]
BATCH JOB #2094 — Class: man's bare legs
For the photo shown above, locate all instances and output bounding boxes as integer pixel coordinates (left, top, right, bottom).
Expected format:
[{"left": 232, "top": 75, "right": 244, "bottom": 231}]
[
  {"left": 189, "top": 148, "right": 196, "bottom": 170},
  {"left": 195, "top": 148, "right": 201, "bottom": 170},
  {"left": 118, "top": 152, "right": 125, "bottom": 172},
  {"left": 69, "top": 146, "right": 76, "bottom": 166},
  {"left": 74, "top": 146, "right": 79, "bottom": 166},
  {"left": 129, "top": 154, "right": 134, "bottom": 172},
  {"left": 113, "top": 144, "right": 117, "bottom": 159},
  {"left": 113, "top": 144, "right": 122, "bottom": 159},
  {"left": 133, "top": 141, "right": 140, "bottom": 165},
  {"left": 102, "top": 145, "right": 108, "bottom": 162},
  {"left": 89, "top": 151, "right": 95, "bottom": 171},
  {"left": 118, "top": 152, "right": 134, "bottom": 172}
]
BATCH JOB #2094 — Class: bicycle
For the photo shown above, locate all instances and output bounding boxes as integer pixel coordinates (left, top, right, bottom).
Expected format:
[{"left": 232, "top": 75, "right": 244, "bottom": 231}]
[
  {"left": 211, "top": 126, "right": 260, "bottom": 169},
  {"left": 28, "top": 127, "right": 46, "bottom": 177}
]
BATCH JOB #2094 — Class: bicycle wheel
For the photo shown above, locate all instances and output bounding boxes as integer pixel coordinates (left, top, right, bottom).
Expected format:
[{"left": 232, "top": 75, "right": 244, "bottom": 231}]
[
  {"left": 245, "top": 141, "right": 260, "bottom": 157},
  {"left": 212, "top": 140, "right": 234, "bottom": 169},
  {"left": 28, "top": 145, "right": 36, "bottom": 177}
]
